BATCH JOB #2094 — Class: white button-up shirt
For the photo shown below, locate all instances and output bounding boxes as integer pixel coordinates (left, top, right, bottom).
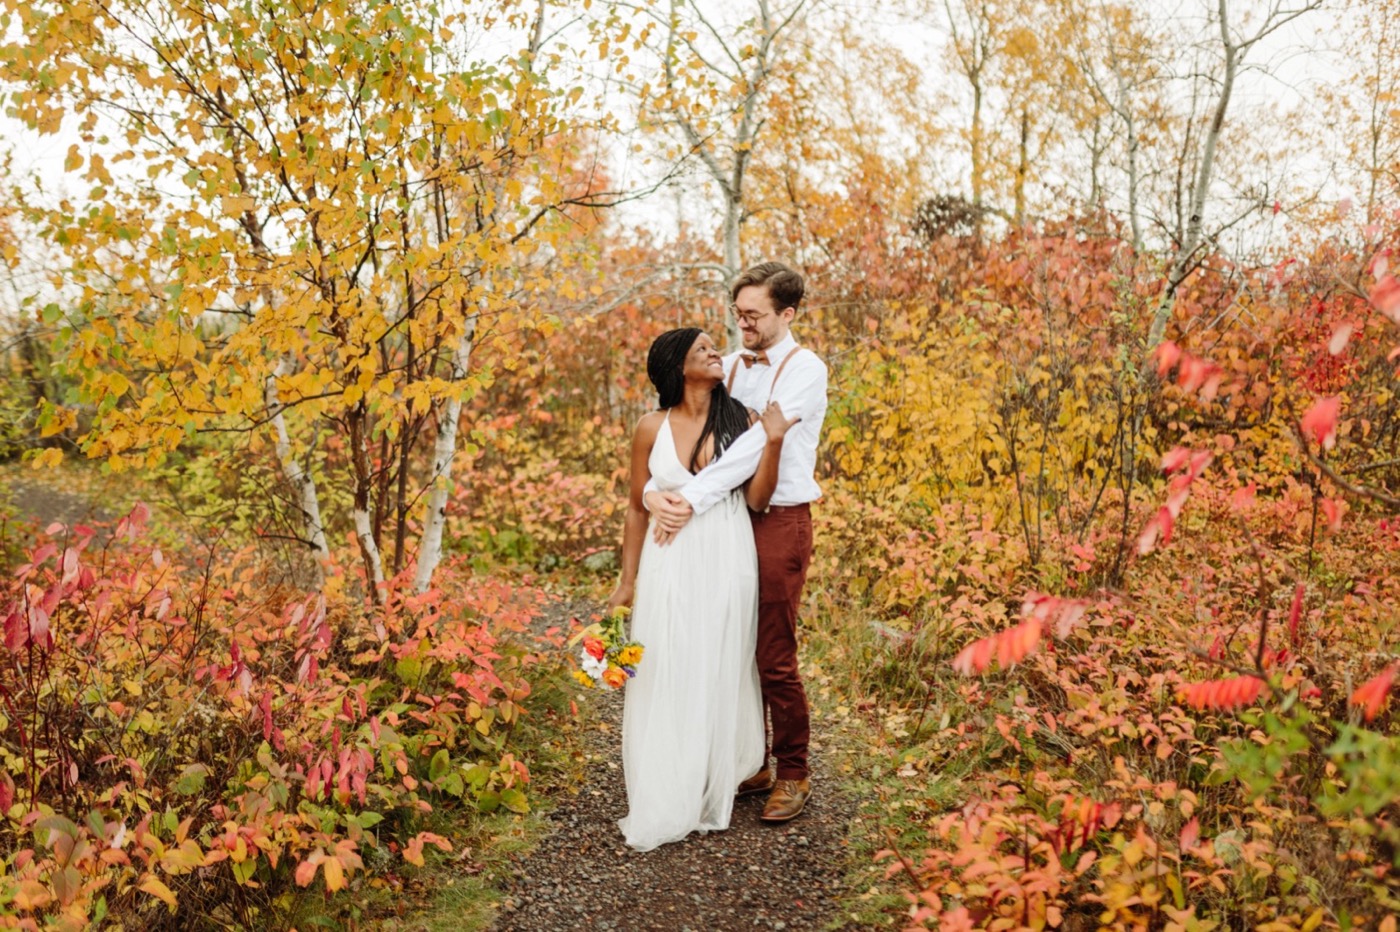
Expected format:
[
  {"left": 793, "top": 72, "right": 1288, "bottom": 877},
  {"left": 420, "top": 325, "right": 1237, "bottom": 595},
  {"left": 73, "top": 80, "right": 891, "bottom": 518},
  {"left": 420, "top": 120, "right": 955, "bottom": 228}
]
[{"left": 674, "top": 332, "right": 828, "bottom": 515}]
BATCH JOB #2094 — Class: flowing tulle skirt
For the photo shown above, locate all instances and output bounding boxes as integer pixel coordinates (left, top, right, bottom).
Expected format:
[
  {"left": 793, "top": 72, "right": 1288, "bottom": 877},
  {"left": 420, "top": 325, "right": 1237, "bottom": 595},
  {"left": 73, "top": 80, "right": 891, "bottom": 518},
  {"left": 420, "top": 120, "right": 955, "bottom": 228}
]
[{"left": 618, "top": 491, "right": 765, "bottom": 851}]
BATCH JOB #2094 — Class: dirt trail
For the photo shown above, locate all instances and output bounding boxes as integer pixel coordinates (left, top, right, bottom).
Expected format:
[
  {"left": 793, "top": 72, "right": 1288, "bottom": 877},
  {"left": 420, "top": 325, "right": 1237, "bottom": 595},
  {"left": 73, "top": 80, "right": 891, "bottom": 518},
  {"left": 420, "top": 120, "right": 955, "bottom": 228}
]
[
  {"left": 3, "top": 474, "right": 116, "bottom": 532},
  {"left": 494, "top": 661, "right": 857, "bottom": 932}
]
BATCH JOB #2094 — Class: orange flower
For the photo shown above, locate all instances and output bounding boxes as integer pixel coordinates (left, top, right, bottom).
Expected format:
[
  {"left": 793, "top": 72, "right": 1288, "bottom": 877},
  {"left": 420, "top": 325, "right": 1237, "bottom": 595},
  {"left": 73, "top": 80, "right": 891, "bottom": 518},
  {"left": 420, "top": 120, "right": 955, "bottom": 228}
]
[
  {"left": 583, "top": 636, "right": 606, "bottom": 661},
  {"left": 602, "top": 666, "right": 627, "bottom": 689}
]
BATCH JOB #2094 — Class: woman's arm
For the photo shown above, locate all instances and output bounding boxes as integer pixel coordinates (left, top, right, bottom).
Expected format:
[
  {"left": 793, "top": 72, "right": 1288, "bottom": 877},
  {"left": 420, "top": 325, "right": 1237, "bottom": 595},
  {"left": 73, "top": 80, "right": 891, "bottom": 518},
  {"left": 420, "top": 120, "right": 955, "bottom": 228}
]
[
  {"left": 606, "top": 412, "right": 663, "bottom": 613},
  {"left": 744, "top": 401, "right": 800, "bottom": 512}
]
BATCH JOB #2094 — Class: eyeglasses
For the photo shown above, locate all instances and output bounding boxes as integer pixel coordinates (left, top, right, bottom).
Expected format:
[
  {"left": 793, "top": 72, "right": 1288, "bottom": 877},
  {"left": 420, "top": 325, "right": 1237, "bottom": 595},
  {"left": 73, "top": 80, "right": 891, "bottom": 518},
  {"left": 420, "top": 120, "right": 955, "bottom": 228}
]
[{"left": 728, "top": 304, "right": 769, "bottom": 324}]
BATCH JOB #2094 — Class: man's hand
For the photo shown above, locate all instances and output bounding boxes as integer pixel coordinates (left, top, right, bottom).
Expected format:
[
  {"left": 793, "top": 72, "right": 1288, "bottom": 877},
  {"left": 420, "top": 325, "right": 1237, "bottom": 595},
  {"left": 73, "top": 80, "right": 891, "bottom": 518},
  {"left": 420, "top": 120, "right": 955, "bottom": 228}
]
[
  {"left": 759, "top": 400, "right": 800, "bottom": 441},
  {"left": 644, "top": 490, "right": 693, "bottom": 545}
]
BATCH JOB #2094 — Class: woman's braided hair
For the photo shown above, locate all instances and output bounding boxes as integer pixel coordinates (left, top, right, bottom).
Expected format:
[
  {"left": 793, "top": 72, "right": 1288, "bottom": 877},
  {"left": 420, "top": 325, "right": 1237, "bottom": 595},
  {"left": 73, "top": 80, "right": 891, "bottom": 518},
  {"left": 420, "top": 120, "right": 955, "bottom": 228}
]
[{"left": 646, "top": 328, "right": 751, "bottom": 472}]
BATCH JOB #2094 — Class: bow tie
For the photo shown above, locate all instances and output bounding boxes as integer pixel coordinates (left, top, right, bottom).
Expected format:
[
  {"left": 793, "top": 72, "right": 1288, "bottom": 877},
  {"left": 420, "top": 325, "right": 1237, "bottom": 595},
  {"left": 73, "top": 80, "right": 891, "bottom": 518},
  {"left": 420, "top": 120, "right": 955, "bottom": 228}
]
[{"left": 741, "top": 351, "right": 770, "bottom": 368}]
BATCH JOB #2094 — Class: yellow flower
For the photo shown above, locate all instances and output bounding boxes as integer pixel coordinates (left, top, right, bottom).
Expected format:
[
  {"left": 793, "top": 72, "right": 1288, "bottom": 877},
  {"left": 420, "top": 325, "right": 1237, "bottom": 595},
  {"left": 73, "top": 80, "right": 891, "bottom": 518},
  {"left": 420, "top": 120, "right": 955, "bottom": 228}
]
[
  {"left": 617, "top": 645, "right": 644, "bottom": 666},
  {"left": 572, "top": 670, "right": 596, "bottom": 689}
]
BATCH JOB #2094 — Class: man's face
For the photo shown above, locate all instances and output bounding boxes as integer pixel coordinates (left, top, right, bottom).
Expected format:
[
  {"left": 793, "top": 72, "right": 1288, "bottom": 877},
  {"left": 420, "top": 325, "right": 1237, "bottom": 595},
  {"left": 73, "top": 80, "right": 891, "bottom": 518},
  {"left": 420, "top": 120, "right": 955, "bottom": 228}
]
[{"left": 732, "top": 284, "right": 794, "bottom": 352}]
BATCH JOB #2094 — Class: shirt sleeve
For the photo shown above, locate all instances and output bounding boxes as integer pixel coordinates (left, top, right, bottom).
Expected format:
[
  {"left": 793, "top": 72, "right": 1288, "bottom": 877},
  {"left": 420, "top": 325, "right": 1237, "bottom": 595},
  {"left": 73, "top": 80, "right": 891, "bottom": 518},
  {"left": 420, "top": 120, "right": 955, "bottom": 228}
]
[
  {"left": 640, "top": 474, "right": 660, "bottom": 510},
  {"left": 675, "top": 422, "right": 767, "bottom": 515}
]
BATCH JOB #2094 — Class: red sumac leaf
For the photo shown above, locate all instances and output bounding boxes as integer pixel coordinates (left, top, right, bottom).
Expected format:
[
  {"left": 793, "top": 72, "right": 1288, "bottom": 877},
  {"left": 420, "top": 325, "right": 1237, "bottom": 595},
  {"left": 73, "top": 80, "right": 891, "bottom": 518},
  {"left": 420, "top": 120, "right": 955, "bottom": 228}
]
[
  {"left": 1300, "top": 396, "right": 1341, "bottom": 450},
  {"left": 1371, "top": 275, "right": 1400, "bottom": 323},
  {"left": 1287, "top": 583, "right": 1304, "bottom": 649},
  {"left": 1351, "top": 664, "right": 1398, "bottom": 722},
  {"left": 952, "top": 618, "right": 1042, "bottom": 676},
  {"left": 1180, "top": 675, "right": 1263, "bottom": 711},
  {"left": 1154, "top": 341, "right": 1181, "bottom": 377}
]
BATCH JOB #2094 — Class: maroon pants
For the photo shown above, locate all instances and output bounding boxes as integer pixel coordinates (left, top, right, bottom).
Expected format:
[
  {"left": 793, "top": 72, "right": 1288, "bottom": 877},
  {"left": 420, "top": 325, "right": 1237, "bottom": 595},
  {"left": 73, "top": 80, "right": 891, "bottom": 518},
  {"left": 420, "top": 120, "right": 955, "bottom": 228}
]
[{"left": 749, "top": 503, "right": 813, "bottom": 781}]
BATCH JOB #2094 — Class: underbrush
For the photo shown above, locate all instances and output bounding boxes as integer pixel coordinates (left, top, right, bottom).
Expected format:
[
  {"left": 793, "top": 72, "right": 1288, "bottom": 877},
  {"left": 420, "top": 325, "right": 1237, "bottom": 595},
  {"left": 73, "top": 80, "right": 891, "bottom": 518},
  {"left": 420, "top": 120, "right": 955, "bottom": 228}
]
[
  {"left": 0, "top": 503, "right": 565, "bottom": 929},
  {"left": 806, "top": 477, "right": 1400, "bottom": 930}
]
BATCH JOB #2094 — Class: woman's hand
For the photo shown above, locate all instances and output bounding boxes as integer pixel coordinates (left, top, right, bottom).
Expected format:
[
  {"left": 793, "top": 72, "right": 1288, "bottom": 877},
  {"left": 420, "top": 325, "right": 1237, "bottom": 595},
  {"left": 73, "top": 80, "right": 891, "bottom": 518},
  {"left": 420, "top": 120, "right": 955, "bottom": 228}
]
[
  {"left": 605, "top": 581, "right": 636, "bottom": 616},
  {"left": 759, "top": 401, "right": 800, "bottom": 442}
]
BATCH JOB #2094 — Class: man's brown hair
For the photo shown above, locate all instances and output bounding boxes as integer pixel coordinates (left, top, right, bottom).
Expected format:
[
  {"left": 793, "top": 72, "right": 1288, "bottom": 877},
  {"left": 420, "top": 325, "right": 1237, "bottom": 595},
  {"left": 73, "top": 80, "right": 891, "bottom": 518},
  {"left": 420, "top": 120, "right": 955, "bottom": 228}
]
[{"left": 730, "top": 261, "right": 804, "bottom": 311}]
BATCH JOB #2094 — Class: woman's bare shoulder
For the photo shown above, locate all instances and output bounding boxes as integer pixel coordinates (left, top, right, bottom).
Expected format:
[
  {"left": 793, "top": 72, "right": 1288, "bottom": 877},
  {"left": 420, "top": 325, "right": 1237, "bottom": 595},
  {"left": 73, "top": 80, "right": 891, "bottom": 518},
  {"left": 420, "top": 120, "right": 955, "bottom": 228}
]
[{"left": 633, "top": 410, "right": 665, "bottom": 440}]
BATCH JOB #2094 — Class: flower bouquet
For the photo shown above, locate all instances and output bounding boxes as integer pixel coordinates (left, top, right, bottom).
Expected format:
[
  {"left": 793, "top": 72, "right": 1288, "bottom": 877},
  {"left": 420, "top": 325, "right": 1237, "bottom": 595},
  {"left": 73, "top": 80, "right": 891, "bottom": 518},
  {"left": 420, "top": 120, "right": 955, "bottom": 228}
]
[{"left": 570, "top": 606, "right": 644, "bottom": 689}]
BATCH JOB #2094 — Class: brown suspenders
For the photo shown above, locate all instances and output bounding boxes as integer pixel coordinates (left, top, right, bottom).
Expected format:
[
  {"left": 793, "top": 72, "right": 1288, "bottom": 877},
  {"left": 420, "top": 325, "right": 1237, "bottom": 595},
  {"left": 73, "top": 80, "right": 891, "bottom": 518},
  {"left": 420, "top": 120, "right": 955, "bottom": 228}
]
[{"left": 726, "top": 346, "right": 803, "bottom": 400}]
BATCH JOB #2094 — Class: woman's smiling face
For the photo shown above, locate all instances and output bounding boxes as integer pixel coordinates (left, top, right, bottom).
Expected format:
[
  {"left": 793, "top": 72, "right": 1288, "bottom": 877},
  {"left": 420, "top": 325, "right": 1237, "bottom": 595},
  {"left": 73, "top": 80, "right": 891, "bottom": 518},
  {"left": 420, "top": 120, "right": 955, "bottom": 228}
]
[{"left": 682, "top": 333, "right": 724, "bottom": 383}]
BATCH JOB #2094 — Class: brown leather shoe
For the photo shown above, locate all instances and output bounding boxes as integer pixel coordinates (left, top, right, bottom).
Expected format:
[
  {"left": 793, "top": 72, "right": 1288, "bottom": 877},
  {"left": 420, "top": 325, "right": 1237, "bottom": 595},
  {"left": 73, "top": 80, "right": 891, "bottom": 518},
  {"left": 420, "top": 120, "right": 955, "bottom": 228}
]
[
  {"left": 736, "top": 767, "right": 774, "bottom": 797},
  {"left": 760, "top": 778, "right": 811, "bottom": 822}
]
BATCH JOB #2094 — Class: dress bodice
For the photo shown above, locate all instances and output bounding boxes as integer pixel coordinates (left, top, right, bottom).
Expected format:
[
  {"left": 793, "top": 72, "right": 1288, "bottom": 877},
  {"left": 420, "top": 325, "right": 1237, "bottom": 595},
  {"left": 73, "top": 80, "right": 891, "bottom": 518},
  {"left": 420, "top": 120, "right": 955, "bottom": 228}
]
[{"left": 649, "top": 414, "right": 696, "bottom": 492}]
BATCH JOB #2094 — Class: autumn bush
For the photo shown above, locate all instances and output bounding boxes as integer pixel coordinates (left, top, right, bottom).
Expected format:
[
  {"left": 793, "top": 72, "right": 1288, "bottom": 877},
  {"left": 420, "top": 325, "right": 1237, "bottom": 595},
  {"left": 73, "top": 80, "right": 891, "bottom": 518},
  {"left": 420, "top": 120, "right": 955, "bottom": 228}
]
[
  {"left": 0, "top": 504, "right": 549, "bottom": 929},
  {"left": 796, "top": 231, "right": 1400, "bottom": 928}
]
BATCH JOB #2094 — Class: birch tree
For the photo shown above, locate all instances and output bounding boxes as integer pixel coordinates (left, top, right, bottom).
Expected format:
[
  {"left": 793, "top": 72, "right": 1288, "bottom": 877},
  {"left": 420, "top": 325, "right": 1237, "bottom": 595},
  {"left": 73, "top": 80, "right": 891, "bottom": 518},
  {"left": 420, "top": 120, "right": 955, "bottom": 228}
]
[
  {"left": 612, "top": 0, "right": 812, "bottom": 346},
  {"left": 0, "top": 0, "right": 607, "bottom": 600},
  {"left": 1145, "top": 0, "right": 1322, "bottom": 350}
]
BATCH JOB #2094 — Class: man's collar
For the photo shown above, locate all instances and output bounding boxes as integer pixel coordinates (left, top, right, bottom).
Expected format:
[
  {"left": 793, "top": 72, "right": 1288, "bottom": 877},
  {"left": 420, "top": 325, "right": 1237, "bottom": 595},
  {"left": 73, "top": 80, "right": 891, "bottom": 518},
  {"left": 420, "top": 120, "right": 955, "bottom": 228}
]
[{"left": 764, "top": 332, "right": 798, "bottom": 359}]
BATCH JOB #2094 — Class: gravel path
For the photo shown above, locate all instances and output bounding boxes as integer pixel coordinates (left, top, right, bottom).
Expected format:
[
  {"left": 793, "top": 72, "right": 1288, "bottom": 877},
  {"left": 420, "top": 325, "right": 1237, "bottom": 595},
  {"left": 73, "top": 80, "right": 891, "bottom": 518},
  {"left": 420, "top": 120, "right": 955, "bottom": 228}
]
[
  {"left": 4, "top": 476, "right": 114, "bottom": 530},
  {"left": 495, "top": 620, "right": 856, "bottom": 932}
]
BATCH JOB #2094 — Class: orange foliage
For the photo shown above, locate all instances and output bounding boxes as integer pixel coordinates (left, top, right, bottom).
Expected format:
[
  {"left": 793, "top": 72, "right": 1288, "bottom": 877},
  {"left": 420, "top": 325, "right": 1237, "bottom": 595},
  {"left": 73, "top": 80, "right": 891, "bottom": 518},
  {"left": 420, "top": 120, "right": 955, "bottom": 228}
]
[
  {"left": 1178, "top": 675, "right": 1265, "bottom": 712},
  {"left": 1351, "top": 664, "right": 1398, "bottom": 722},
  {"left": 0, "top": 506, "right": 546, "bottom": 926}
]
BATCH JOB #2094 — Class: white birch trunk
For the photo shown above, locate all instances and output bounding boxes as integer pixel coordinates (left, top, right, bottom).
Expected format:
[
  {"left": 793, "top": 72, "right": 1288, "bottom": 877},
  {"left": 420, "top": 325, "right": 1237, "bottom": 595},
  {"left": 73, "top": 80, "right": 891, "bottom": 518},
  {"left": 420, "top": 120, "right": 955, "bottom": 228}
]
[
  {"left": 1147, "top": 32, "right": 1235, "bottom": 351},
  {"left": 413, "top": 313, "right": 478, "bottom": 593},
  {"left": 265, "top": 362, "right": 330, "bottom": 580},
  {"left": 722, "top": 195, "right": 742, "bottom": 348},
  {"left": 353, "top": 504, "right": 385, "bottom": 592}
]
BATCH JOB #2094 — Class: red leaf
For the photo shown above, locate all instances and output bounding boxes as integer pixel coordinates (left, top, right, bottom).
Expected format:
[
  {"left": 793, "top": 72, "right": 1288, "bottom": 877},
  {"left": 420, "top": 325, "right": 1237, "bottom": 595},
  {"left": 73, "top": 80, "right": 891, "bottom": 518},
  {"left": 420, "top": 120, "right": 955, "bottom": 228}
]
[
  {"left": 1155, "top": 507, "right": 1175, "bottom": 546},
  {"left": 1161, "top": 447, "right": 1191, "bottom": 474},
  {"left": 1319, "top": 497, "right": 1346, "bottom": 533},
  {"left": 1371, "top": 275, "right": 1400, "bottom": 324},
  {"left": 1351, "top": 664, "right": 1398, "bottom": 722},
  {"left": 294, "top": 857, "right": 320, "bottom": 887},
  {"left": 952, "top": 618, "right": 1042, "bottom": 676},
  {"left": 1300, "top": 396, "right": 1341, "bottom": 450},
  {"left": 1154, "top": 341, "right": 1181, "bottom": 377},
  {"left": 1180, "top": 675, "right": 1264, "bottom": 711},
  {"left": 1230, "top": 482, "right": 1257, "bottom": 511},
  {"left": 1328, "top": 322, "right": 1355, "bottom": 356},
  {"left": 1179, "top": 817, "right": 1200, "bottom": 853},
  {"left": 1287, "top": 583, "right": 1304, "bottom": 649},
  {"left": 1137, "top": 512, "right": 1163, "bottom": 555}
]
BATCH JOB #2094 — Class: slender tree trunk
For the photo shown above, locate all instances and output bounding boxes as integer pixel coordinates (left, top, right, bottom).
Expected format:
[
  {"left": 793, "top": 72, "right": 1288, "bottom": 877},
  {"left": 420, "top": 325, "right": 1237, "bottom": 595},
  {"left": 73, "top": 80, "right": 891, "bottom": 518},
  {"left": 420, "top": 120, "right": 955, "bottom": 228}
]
[
  {"left": 970, "top": 81, "right": 985, "bottom": 215},
  {"left": 348, "top": 405, "right": 386, "bottom": 602},
  {"left": 414, "top": 309, "right": 479, "bottom": 593},
  {"left": 265, "top": 361, "right": 330, "bottom": 581},
  {"left": 1119, "top": 72, "right": 1143, "bottom": 253},
  {"left": 1147, "top": 6, "right": 1238, "bottom": 350},
  {"left": 1014, "top": 107, "right": 1029, "bottom": 226},
  {"left": 722, "top": 194, "right": 742, "bottom": 348}
]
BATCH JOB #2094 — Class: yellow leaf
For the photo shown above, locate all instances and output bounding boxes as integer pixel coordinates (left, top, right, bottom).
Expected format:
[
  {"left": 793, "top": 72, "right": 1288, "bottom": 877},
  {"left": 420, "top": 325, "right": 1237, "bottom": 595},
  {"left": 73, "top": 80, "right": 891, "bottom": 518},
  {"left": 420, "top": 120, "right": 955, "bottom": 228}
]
[
  {"left": 323, "top": 855, "right": 345, "bottom": 892},
  {"left": 220, "top": 195, "right": 255, "bottom": 217},
  {"left": 14, "top": 879, "right": 53, "bottom": 911},
  {"left": 138, "top": 874, "right": 178, "bottom": 912},
  {"left": 31, "top": 448, "right": 64, "bottom": 469}
]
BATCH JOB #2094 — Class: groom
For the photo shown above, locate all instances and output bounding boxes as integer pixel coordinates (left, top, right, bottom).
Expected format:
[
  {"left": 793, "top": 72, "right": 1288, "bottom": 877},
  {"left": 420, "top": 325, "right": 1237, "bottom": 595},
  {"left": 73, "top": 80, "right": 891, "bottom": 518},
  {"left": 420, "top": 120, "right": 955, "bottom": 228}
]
[{"left": 645, "top": 261, "right": 828, "bottom": 823}]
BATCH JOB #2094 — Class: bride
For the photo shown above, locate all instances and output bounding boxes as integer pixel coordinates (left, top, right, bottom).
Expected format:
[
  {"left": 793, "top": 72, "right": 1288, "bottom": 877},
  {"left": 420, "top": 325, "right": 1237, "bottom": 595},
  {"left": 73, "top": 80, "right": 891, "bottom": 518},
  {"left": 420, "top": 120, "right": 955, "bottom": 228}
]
[{"left": 605, "top": 327, "right": 796, "bottom": 852}]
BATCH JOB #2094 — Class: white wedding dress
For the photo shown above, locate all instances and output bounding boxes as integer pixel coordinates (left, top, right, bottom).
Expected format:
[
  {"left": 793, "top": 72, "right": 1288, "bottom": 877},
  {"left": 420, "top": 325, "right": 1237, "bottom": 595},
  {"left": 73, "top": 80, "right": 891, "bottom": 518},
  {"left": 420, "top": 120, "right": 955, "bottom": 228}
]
[{"left": 618, "top": 414, "right": 765, "bottom": 852}]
